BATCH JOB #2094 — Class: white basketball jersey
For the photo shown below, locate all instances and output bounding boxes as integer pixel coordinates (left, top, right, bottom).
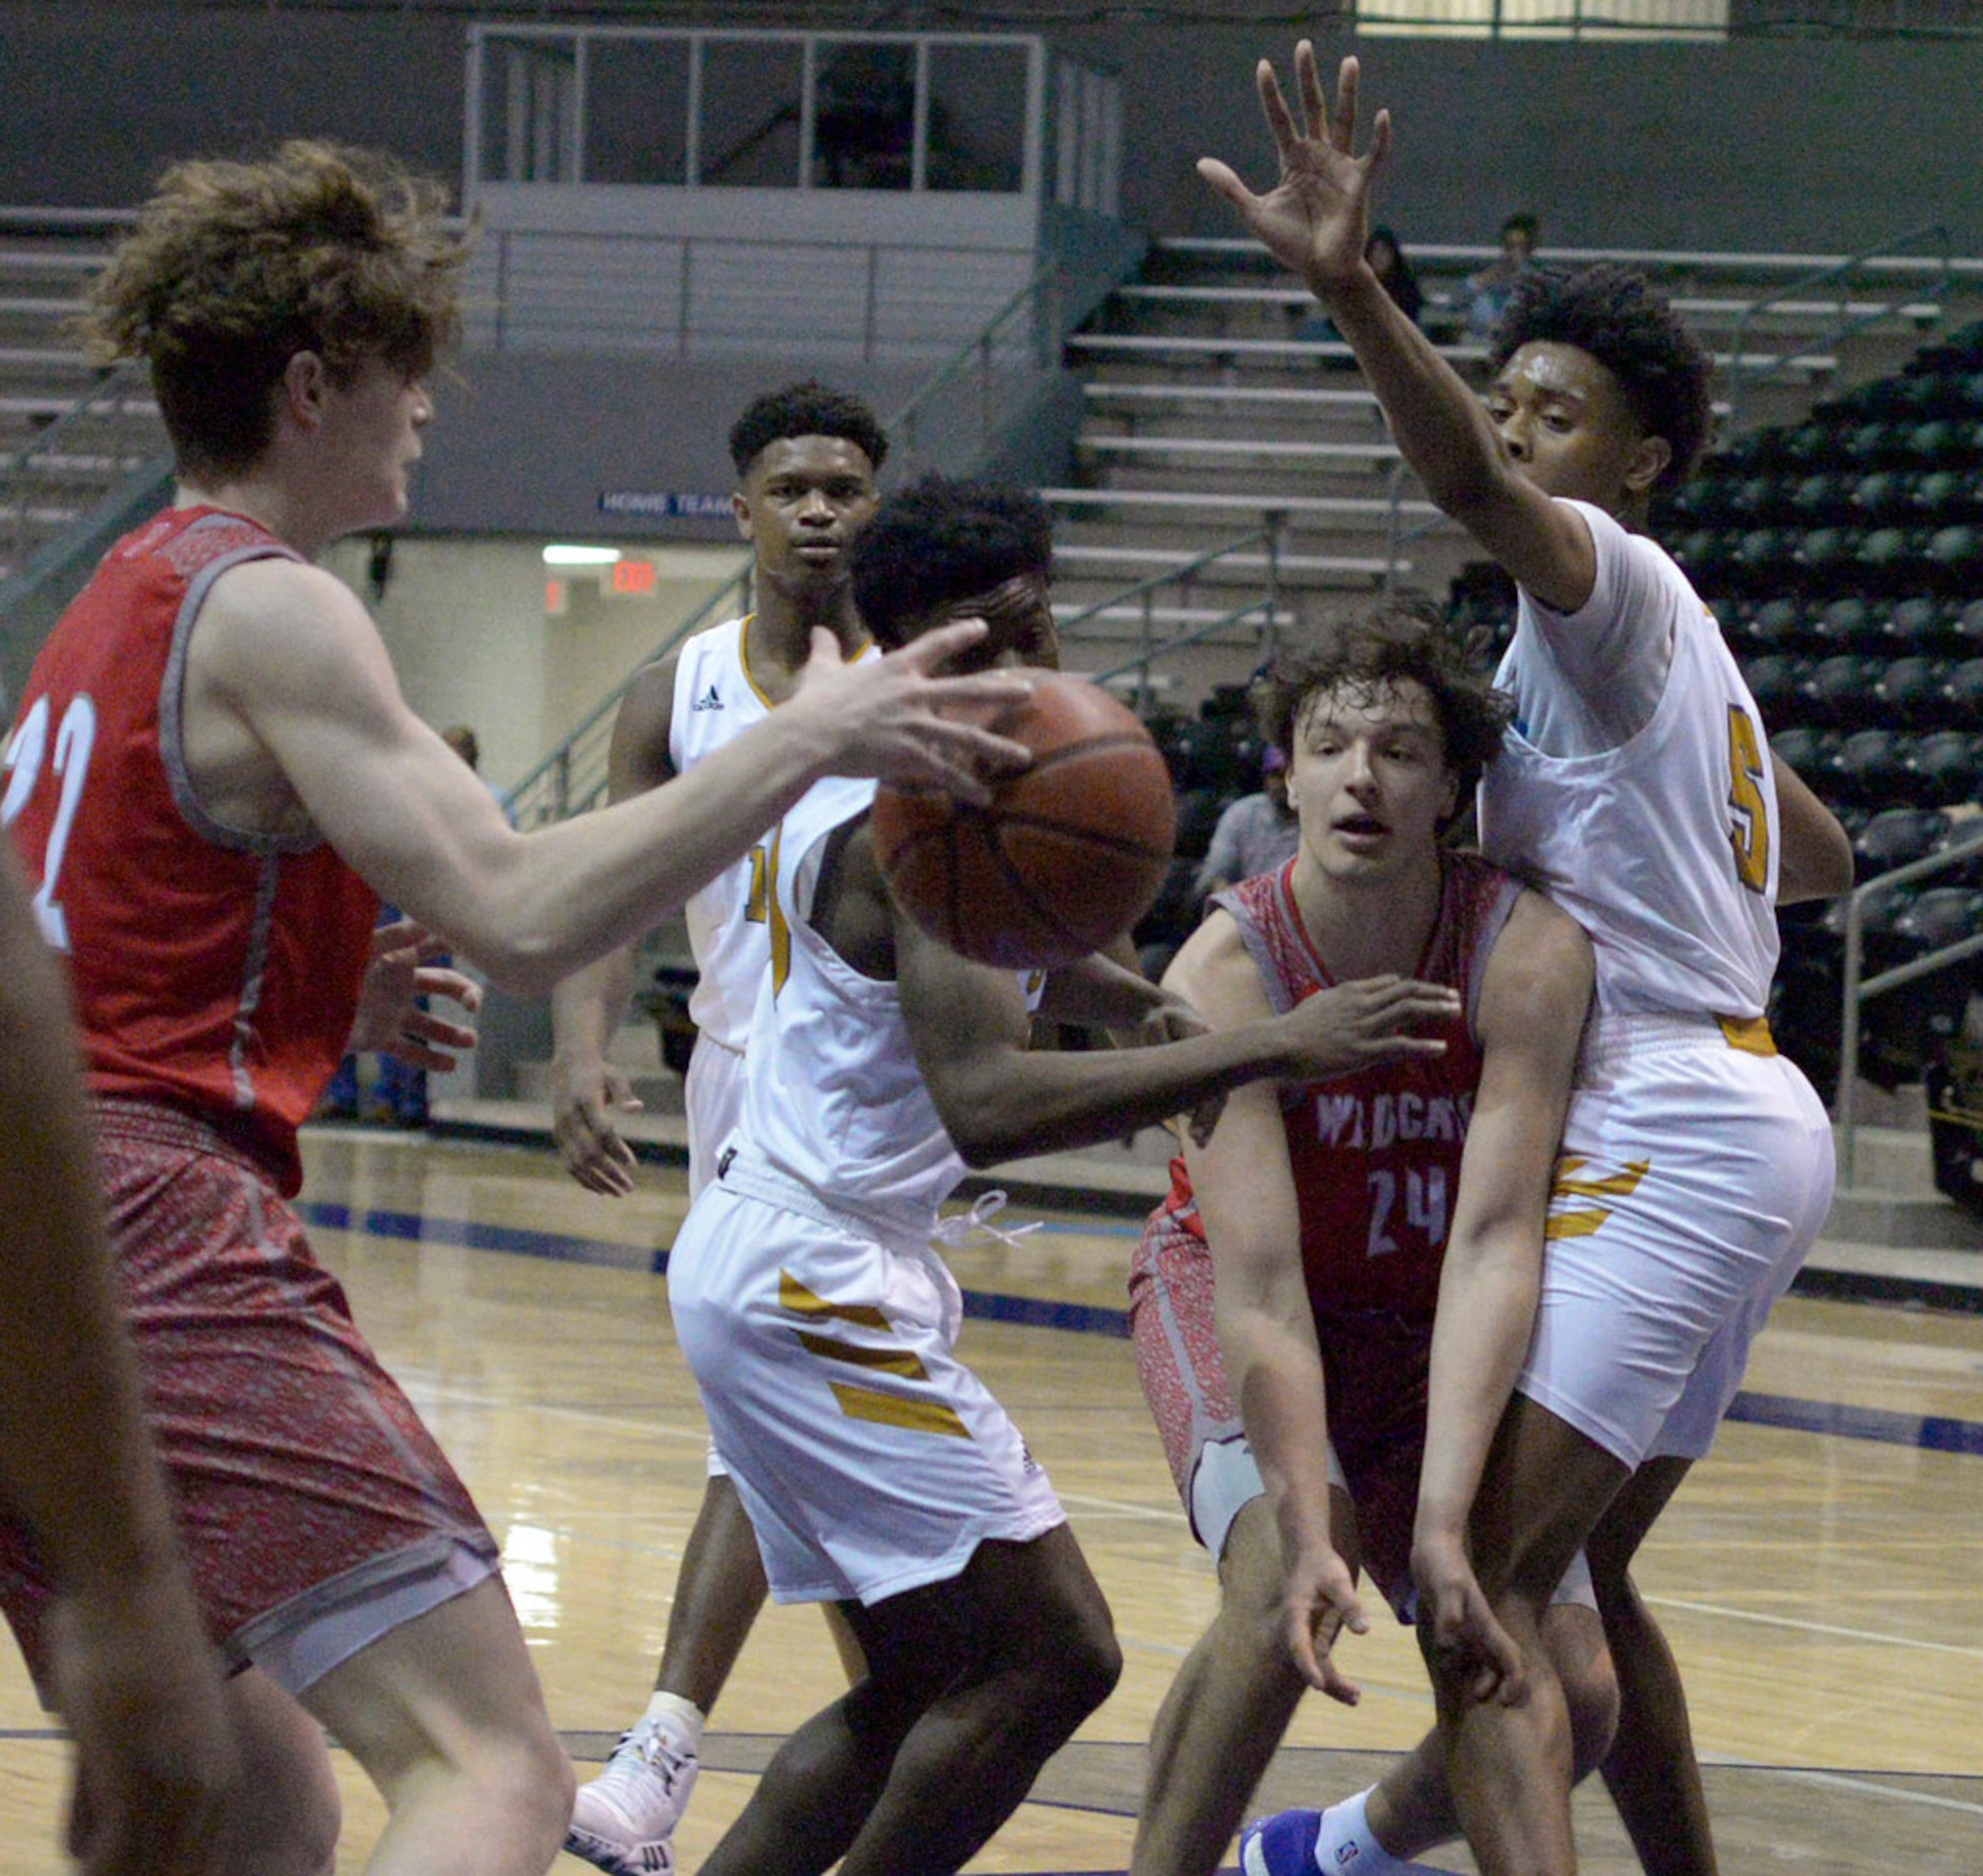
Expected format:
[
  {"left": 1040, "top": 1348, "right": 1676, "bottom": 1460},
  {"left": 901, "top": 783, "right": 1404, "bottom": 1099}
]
[
  {"left": 667, "top": 615, "right": 877, "bottom": 1050},
  {"left": 1479, "top": 500, "right": 1780, "bottom": 1020},
  {"left": 731, "top": 802, "right": 1046, "bottom": 1236}
]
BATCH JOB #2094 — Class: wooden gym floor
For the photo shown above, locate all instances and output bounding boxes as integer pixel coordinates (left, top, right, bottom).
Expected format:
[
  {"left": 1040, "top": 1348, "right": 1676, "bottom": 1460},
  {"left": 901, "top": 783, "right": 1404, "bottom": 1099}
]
[{"left": 0, "top": 1124, "right": 1977, "bottom": 1874}]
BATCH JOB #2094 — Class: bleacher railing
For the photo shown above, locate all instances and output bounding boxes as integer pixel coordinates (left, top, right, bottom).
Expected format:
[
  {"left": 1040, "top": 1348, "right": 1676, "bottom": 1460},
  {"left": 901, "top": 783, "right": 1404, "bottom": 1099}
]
[
  {"left": 1062, "top": 528, "right": 1286, "bottom": 709},
  {"left": 1723, "top": 221, "right": 1954, "bottom": 433},
  {"left": 1835, "top": 828, "right": 1983, "bottom": 1187}
]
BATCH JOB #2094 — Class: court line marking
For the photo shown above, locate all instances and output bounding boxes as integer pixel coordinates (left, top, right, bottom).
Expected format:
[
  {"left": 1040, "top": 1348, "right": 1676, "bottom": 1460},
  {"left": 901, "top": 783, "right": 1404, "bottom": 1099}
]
[
  {"left": 1647, "top": 1594, "right": 1983, "bottom": 1658},
  {"left": 1778, "top": 1767, "right": 1983, "bottom": 1816},
  {"left": 301, "top": 1202, "right": 1983, "bottom": 1459}
]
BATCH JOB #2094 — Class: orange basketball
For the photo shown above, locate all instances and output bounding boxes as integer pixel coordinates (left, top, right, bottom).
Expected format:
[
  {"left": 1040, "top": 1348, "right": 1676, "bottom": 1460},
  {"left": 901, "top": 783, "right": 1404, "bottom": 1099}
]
[{"left": 871, "top": 671, "right": 1178, "bottom": 969}]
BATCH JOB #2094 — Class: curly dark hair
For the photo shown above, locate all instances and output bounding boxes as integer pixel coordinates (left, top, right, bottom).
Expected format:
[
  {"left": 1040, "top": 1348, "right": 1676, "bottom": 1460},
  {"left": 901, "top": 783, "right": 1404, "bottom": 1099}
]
[
  {"left": 1257, "top": 603, "right": 1512, "bottom": 809},
  {"left": 86, "top": 141, "right": 467, "bottom": 481},
  {"left": 1488, "top": 263, "right": 1714, "bottom": 491},
  {"left": 850, "top": 473, "right": 1053, "bottom": 647},
  {"left": 728, "top": 380, "right": 889, "bottom": 479}
]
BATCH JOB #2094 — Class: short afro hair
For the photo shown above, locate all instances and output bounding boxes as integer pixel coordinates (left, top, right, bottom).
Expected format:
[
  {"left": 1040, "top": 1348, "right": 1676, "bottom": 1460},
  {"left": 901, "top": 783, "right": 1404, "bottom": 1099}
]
[
  {"left": 727, "top": 380, "right": 888, "bottom": 479},
  {"left": 849, "top": 474, "right": 1053, "bottom": 649},
  {"left": 1488, "top": 264, "right": 1714, "bottom": 491},
  {"left": 1258, "top": 603, "right": 1512, "bottom": 813}
]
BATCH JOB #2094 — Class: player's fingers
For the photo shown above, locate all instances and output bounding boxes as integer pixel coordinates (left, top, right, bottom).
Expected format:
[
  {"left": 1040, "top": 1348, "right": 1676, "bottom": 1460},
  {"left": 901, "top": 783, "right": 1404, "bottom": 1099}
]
[
  {"left": 1296, "top": 42, "right": 1329, "bottom": 143},
  {"left": 411, "top": 967, "right": 482, "bottom": 1012},
  {"left": 1196, "top": 156, "right": 1256, "bottom": 213},
  {"left": 368, "top": 916, "right": 422, "bottom": 959},
  {"left": 1329, "top": 52, "right": 1360, "bottom": 152},
  {"left": 1366, "top": 106, "right": 1395, "bottom": 184},
  {"left": 1254, "top": 56, "right": 1296, "bottom": 145},
  {"left": 884, "top": 617, "right": 989, "bottom": 670}
]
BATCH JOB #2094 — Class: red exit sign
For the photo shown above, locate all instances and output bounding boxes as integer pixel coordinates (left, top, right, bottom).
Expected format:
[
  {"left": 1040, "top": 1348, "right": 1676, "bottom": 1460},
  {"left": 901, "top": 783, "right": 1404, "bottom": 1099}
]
[{"left": 609, "top": 559, "right": 657, "bottom": 594}]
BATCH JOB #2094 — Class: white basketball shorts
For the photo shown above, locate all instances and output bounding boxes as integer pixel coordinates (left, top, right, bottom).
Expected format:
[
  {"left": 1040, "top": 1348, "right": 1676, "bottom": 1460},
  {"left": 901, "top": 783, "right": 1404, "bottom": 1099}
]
[
  {"left": 666, "top": 1154, "right": 1066, "bottom": 1605},
  {"left": 1518, "top": 1014, "right": 1835, "bottom": 1470}
]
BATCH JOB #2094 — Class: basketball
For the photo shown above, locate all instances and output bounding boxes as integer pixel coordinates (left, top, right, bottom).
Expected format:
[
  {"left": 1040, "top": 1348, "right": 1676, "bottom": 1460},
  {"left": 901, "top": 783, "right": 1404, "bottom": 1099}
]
[{"left": 871, "top": 671, "right": 1178, "bottom": 970}]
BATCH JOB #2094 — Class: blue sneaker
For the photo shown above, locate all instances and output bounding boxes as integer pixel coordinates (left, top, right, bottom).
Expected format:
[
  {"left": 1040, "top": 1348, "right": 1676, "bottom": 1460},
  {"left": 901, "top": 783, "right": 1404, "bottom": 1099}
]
[{"left": 1241, "top": 1809, "right": 1323, "bottom": 1876}]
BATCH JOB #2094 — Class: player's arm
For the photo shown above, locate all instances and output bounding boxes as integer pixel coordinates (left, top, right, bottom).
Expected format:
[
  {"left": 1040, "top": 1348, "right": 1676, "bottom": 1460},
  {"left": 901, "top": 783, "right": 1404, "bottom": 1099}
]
[
  {"left": 198, "top": 563, "right": 1030, "bottom": 995},
  {"left": 548, "top": 656, "right": 680, "bottom": 1193},
  {"left": 1772, "top": 748, "right": 1854, "bottom": 904},
  {"left": 1181, "top": 917, "right": 1370, "bottom": 1703},
  {"left": 0, "top": 845, "right": 239, "bottom": 1875},
  {"left": 1410, "top": 889, "right": 1592, "bottom": 1702},
  {"left": 1198, "top": 44, "right": 1598, "bottom": 611},
  {"left": 900, "top": 902, "right": 1461, "bottom": 1168}
]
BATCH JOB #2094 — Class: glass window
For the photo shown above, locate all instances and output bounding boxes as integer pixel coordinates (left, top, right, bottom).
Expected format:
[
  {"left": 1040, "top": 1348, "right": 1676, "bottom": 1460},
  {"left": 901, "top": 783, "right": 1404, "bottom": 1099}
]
[
  {"left": 479, "top": 34, "right": 577, "bottom": 183},
  {"left": 812, "top": 40, "right": 917, "bottom": 190},
  {"left": 926, "top": 42, "right": 1029, "bottom": 193},
  {"left": 697, "top": 38, "right": 804, "bottom": 187},
  {"left": 584, "top": 36, "right": 692, "bottom": 185}
]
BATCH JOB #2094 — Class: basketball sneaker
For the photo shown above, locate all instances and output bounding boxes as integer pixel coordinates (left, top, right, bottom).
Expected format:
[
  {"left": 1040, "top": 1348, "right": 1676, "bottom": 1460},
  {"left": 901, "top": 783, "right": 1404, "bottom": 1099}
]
[
  {"left": 564, "top": 1713, "right": 699, "bottom": 1876},
  {"left": 1242, "top": 1805, "right": 1461, "bottom": 1876}
]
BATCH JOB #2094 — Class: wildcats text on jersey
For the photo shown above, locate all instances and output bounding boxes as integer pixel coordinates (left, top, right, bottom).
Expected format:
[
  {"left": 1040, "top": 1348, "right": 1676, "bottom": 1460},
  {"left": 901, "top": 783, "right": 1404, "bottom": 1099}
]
[{"left": 1310, "top": 1088, "right": 1475, "bottom": 1151}]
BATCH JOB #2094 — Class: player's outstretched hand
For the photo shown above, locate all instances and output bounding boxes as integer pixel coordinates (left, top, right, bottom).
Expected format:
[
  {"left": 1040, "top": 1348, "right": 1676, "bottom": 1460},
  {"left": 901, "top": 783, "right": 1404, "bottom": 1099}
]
[
  {"left": 550, "top": 1052, "right": 642, "bottom": 1197},
  {"left": 1284, "top": 1538, "right": 1370, "bottom": 1705},
  {"left": 788, "top": 623, "right": 1034, "bottom": 806},
  {"left": 1280, "top": 974, "right": 1460, "bottom": 1082},
  {"left": 346, "top": 918, "right": 482, "bottom": 1070},
  {"left": 1412, "top": 1530, "right": 1530, "bottom": 1708},
  {"left": 1198, "top": 43, "right": 1391, "bottom": 302},
  {"left": 47, "top": 1568, "right": 239, "bottom": 1876}
]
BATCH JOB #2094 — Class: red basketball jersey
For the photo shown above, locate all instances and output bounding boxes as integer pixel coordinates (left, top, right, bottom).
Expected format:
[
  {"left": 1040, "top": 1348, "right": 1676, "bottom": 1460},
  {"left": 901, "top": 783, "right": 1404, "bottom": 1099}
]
[
  {"left": 1157, "top": 853, "right": 1519, "bottom": 1322},
  {"left": 3, "top": 507, "right": 379, "bottom": 1194}
]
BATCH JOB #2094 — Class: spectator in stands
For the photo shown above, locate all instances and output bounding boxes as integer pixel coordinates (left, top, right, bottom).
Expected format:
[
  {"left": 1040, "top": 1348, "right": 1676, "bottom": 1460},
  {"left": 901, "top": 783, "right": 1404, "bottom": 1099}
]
[
  {"left": 1466, "top": 211, "right": 1539, "bottom": 341},
  {"left": 1295, "top": 227, "right": 1420, "bottom": 341},
  {"left": 1367, "top": 225, "right": 1423, "bottom": 327},
  {"left": 1194, "top": 744, "right": 1301, "bottom": 903}
]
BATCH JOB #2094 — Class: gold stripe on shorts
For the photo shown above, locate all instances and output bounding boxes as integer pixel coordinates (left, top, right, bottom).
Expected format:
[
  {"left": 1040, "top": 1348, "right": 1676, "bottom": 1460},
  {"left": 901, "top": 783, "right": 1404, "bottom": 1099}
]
[
  {"left": 1715, "top": 1014, "right": 1777, "bottom": 1056},
  {"left": 828, "top": 1382, "right": 971, "bottom": 1438}
]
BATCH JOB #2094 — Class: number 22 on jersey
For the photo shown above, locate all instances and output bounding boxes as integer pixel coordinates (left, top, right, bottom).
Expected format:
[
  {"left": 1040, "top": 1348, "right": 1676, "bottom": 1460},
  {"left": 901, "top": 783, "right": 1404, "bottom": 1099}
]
[{"left": 1, "top": 691, "right": 97, "bottom": 950}]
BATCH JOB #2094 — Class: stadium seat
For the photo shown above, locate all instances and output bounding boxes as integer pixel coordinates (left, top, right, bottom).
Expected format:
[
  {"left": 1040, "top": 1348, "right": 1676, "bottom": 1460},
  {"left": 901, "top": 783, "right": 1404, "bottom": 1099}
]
[
  {"left": 1743, "top": 652, "right": 1812, "bottom": 725},
  {"left": 1948, "top": 659, "right": 1983, "bottom": 720},
  {"left": 1746, "top": 595, "right": 1807, "bottom": 651},
  {"left": 1913, "top": 468, "right": 1982, "bottom": 524},
  {"left": 1927, "top": 523, "right": 1983, "bottom": 590},
  {"left": 1858, "top": 525, "right": 1918, "bottom": 587},
  {"left": 1880, "top": 595, "right": 1950, "bottom": 653},
  {"left": 1853, "top": 806, "right": 1954, "bottom": 877},
  {"left": 1800, "top": 652, "right": 1883, "bottom": 725},
  {"left": 1769, "top": 724, "right": 1838, "bottom": 778},
  {"left": 1875, "top": 655, "right": 1955, "bottom": 728},
  {"left": 1850, "top": 469, "right": 1918, "bottom": 523},
  {"left": 1811, "top": 596, "right": 1878, "bottom": 650},
  {"left": 1792, "top": 525, "right": 1862, "bottom": 594},
  {"left": 1826, "top": 728, "right": 1912, "bottom": 808},
  {"left": 1907, "top": 730, "right": 1983, "bottom": 804},
  {"left": 1789, "top": 471, "right": 1854, "bottom": 525},
  {"left": 1953, "top": 599, "right": 1983, "bottom": 652},
  {"left": 1906, "top": 418, "right": 1971, "bottom": 468}
]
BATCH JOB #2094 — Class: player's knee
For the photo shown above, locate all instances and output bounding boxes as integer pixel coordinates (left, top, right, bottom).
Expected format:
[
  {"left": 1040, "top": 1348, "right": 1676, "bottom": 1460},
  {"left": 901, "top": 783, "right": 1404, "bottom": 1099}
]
[{"left": 1543, "top": 1603, "right": 1618, "bottom": 1781}]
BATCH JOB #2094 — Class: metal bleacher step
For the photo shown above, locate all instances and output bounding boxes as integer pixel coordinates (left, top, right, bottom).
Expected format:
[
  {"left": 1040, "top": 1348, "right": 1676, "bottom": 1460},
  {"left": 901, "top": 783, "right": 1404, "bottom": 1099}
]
[{"left": 1052, "top": 542, "right": 1402, "bottom": 582}]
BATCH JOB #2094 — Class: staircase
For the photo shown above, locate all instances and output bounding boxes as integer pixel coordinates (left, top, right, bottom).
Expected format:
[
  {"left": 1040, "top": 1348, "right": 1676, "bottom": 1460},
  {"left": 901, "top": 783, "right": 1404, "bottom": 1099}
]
[
  {"left": 0, "top": 212, "right": 164, "bottom": 589},
  {"left": 1040, "top": 235, "right": 1969, "bottom": 707}
]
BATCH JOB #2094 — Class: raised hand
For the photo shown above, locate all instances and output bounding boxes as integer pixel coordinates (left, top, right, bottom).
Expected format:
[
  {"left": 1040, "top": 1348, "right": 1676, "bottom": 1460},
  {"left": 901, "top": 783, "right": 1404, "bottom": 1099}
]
[
  {"left": 1198, "top": 43, "right": 1391, "bottom": 302},
  {"left": 1280, "top": 974, "right": 1460, "bottom": 1082},
  {"left": 788, "top": 622, "right": 1035, "bottom": 806}
]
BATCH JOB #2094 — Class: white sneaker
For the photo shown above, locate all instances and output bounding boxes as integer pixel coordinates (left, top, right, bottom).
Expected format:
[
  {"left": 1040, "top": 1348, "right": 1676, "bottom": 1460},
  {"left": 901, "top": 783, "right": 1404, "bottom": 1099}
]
[{"left": 564, "top": 1716, "right": 700, "bottom": 1876}]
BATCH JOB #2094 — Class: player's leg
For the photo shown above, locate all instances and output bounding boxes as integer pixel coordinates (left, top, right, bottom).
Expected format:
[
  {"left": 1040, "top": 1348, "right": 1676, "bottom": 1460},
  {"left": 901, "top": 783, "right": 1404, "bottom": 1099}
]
[
  {"left": 1130, "top": 1208, "right": 1313, "bottom": 1875},
  {"left": 156, "top": 1667, "right": 343, "bottom": 1876},
  {"left": 1417, "top": 1392, "right": 1628, "bottom": 1876},
  {"left": 700, "top": 1523, "right": 1120, "bottom": 1876},
  {"left": 1586, "top": 1455, "right": 1716, "bottom": 1876},
  {"left": 1132, "top": 1493, "right": 1314, "bottom": 1876},
  {"left": 1348, "top": 1586, "right": 1617, "bottom": 1868},
  {"left": 300, "top": 1577, "right": 573, "bottom": 1876}
]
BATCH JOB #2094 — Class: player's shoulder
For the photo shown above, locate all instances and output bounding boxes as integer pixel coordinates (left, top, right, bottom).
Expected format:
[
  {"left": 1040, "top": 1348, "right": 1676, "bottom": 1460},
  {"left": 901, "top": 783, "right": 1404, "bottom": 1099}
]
[
  {"left": 1163, "top": 902, "right": 1262, "bottom": 1015},
  {"left": 1482, "top": 886, "right": 1593, "bottom": 1011}
]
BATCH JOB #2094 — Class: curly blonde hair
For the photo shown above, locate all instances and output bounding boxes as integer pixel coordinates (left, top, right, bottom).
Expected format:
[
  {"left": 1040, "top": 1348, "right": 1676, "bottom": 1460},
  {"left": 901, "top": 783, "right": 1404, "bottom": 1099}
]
[{"left": 87, "top": 141, "right": 469, "bottom": 479}]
